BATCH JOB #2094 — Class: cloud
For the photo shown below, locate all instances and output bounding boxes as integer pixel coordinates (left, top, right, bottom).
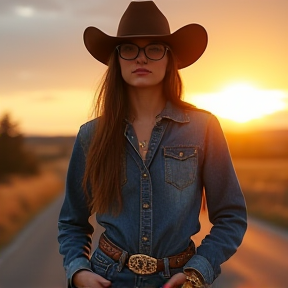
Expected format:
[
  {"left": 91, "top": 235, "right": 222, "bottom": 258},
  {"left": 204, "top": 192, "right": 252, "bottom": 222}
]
[
  {"left": 0, "top": 0, "right": 129, "bottom": 19},
  {"left": 0, "top": 0, "right": 63, "bottom": 16},
  {"left": 14, "top": 6, "right": 35, "bottom": 17}
]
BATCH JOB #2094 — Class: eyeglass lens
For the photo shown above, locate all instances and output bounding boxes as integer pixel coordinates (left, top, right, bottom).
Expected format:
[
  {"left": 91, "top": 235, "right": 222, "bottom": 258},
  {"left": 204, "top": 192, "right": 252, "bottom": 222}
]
[{"left": 118, "top": 44, "right": 167, "bottom": 60}]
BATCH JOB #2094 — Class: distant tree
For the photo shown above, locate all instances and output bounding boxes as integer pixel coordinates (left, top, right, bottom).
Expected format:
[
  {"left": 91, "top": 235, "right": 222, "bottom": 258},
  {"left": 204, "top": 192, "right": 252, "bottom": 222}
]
[{"left": 0, "top": 113, "right": 39, "bottom": 180}]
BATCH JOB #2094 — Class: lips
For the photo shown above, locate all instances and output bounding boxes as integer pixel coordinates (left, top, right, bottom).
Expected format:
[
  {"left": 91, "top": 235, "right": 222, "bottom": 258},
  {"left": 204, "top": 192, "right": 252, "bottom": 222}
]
[{"left": 132, "top": 68, "right": 152, "bottom": 73}]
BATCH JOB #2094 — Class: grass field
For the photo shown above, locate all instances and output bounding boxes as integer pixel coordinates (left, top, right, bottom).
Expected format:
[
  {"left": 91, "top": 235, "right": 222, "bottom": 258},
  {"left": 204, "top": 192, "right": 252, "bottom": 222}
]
[
  {"left": 0, "top": 139, "right": 71, "bottom": 251},
  {"left": 233, "top": 158, "right": 288, "bottom": 230},
  {"left": 0, "top": 171, "right": 64, "bottom": 249}
]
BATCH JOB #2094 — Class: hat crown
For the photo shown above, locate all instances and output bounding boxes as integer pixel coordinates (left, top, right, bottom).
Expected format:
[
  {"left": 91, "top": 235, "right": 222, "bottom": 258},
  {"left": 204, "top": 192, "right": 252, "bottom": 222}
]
[{"left": 117, "top": 1, "right": 171, "bottom": 37}]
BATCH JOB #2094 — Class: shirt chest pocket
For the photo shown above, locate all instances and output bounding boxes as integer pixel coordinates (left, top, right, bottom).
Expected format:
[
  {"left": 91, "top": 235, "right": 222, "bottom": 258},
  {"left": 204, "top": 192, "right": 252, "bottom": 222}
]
[{"left": 164, "top": 146, "right": 198, "bottom": 190}]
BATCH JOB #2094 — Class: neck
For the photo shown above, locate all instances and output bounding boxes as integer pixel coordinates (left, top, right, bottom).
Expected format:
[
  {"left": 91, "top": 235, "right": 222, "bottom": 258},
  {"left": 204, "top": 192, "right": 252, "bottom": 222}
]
[{"left": 127, "top": 85, "right": 166, "bottom": 122}]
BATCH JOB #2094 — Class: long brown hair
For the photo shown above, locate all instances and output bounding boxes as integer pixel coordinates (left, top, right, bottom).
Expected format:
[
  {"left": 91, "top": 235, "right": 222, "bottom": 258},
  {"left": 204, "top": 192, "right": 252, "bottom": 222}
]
[{"left": 83, "top": 48, "right": 190, "bottom": 215}]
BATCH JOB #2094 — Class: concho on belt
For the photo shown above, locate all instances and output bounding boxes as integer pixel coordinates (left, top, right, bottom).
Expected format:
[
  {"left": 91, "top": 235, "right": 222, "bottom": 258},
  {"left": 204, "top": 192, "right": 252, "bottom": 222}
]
[{"left": 128, "top": 254, "right": 157, "bottom": 274}]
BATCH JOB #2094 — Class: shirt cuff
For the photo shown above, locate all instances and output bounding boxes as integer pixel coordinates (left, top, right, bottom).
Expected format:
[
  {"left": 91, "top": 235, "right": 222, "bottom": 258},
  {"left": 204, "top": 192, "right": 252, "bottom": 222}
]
[
  {"left": 65, "top": 257, "right": 92, "bottom": 288},
  {"left": 183, "top": 254, "right": 215, "bottom": 285}
]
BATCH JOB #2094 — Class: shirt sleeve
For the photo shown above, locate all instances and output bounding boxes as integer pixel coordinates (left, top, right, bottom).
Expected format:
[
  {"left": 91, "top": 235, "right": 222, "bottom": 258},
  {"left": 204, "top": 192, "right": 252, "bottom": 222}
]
[
  {"left": 184, "top": 114, "right": 247, "bottom": 284},
  {"left": 57, "top": 128, "right": 94, "bottom": 285}
]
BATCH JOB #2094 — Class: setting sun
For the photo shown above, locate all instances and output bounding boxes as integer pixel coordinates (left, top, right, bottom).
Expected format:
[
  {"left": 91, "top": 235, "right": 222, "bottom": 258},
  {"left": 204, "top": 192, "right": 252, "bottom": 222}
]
[{"left": 186, "top": 83, "right": 287, "bottom": 123}]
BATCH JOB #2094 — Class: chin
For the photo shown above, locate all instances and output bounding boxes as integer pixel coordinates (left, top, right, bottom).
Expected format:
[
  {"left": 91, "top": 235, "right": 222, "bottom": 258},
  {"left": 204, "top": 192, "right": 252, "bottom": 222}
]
[{"left": 131, "top": 80, "right": 163, "bottom": 88}]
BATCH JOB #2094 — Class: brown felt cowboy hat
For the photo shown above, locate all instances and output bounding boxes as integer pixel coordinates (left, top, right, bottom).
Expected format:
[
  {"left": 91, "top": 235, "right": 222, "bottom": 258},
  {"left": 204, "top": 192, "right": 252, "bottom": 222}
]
[{"left": 84, "top": 1, "right": 208, "bottom": 69}]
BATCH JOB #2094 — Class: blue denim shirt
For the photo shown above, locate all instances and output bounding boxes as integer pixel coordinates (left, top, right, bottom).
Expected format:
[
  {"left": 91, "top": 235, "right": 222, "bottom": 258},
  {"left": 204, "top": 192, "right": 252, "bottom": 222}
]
[{"left": 58, "top": 101, "right": 247, "bottom": 286}]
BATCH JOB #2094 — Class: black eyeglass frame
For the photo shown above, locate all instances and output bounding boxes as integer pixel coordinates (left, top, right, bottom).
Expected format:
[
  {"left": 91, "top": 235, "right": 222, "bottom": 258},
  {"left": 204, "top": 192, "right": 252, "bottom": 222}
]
[{"left": 116, "top": 43, "right": 169, "bottom": 61}]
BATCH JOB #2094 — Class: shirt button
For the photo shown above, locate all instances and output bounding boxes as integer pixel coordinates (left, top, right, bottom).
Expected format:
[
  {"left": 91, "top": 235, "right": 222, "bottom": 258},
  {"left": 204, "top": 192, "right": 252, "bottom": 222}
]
[
  {"left": 143, "top": 173, "right": 147, "bottom": 178},
  {"left": 179, "top": 152, "right": 184, "bottom": 157},
  {"left": 142, "top": 236, "right": 148, "bottom": 242},
  {"left": 143, "top": 203, "right": 150, "bottom": 209}
]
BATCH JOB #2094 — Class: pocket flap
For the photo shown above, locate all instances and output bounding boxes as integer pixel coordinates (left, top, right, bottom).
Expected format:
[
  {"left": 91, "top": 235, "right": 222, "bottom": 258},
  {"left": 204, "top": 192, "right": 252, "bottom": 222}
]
[{"left": 164, "top": 146, "right": 197, "bottom": 161}]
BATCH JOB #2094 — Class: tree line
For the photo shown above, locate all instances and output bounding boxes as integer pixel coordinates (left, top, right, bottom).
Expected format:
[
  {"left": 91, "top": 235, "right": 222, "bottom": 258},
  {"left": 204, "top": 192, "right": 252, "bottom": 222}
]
[{"left": 0, "top": 113, "right": 39, "bottom": 181}]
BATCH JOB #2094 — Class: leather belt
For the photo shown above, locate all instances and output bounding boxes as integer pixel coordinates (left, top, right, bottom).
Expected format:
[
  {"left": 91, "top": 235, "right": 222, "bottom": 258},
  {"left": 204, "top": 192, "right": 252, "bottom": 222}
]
[{"left": 98, "top": 233, "right": 195, "bottom": 275}]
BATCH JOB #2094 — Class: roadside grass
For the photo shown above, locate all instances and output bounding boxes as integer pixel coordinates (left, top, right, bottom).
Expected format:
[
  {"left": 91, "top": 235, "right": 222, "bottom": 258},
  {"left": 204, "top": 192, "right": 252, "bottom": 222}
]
[
  {"left": 0, "top": 140, "right": 71, "bottom": 252},
  {"left": 233, "top": 158, "right": 288, "bottom": 230}
]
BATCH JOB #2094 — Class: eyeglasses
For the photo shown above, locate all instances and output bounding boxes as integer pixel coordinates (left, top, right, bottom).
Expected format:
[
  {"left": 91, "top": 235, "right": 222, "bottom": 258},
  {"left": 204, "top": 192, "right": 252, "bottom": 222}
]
[{"left": 116, "top": 43, "right": 169, "bottom": 61}]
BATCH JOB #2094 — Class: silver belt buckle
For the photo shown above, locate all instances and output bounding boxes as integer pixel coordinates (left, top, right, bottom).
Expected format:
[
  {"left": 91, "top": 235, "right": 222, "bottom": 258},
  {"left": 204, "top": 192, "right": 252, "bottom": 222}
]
[{"left": 128, "top": 254, "right": 157, "bottom": 274}]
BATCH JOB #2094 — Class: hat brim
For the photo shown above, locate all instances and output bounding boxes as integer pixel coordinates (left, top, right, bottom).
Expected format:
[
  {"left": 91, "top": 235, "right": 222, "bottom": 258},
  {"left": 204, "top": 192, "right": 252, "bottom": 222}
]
[{"left": 83, "top": 24, "right": 208, "bottom": 69}]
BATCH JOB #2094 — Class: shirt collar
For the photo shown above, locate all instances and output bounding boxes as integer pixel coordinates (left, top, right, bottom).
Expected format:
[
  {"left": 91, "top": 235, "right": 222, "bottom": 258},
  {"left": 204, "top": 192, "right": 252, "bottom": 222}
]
[
  {"left": 124, "top": 101, "right": 191, "bottom": 124},
  {"left": 158, "top": 101, "right": 190, "bottom": 123}
]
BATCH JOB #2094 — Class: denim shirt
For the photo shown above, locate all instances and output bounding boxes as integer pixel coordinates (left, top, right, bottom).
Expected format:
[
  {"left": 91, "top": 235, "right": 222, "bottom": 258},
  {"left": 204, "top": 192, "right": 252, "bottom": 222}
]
[{"left": 58, "top": 101, "right": 247, "bottom": 286}]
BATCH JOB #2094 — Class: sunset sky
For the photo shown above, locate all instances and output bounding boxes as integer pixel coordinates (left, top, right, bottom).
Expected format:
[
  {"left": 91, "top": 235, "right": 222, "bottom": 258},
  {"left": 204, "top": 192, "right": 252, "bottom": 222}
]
[{"left": 1, "top": 0, "right": 288, "bottom": 136}]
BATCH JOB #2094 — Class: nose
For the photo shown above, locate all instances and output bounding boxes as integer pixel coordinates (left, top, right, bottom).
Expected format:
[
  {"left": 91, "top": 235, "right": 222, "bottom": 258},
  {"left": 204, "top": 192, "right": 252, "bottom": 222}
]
[{"left": 136, "top": 48, "right": 148, "bottom": 63}]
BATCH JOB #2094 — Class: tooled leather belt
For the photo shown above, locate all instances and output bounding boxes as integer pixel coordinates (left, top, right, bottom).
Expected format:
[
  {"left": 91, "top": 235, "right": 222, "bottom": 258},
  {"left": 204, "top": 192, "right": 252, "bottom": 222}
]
[{"left": 98, "top": 233, "right": 195, "bottom": 275}]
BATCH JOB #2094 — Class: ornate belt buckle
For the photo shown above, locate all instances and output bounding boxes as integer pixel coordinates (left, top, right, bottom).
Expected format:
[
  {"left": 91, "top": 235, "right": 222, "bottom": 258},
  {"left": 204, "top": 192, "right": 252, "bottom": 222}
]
[{"left": 128, "top": 254, "right": 157, "bottom": 274}]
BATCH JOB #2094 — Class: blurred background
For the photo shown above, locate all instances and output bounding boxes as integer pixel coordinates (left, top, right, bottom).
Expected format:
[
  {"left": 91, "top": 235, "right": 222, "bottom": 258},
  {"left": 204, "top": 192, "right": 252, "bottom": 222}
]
[{"left": 0, "top": 0, "right": 287, "bottom": 287}]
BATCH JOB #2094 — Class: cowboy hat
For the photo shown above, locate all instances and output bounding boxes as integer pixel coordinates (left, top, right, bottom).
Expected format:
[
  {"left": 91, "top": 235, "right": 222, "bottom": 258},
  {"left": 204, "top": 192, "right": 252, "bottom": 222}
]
[{"left": 84, "top": 1, "right": 208, "bottom": 69}]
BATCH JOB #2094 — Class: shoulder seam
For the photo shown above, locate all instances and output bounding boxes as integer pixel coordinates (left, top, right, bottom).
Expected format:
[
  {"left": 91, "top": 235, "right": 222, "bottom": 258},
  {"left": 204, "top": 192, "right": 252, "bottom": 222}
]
[{"left": 185, "top": 106, "right": 212, "bottom": 114}]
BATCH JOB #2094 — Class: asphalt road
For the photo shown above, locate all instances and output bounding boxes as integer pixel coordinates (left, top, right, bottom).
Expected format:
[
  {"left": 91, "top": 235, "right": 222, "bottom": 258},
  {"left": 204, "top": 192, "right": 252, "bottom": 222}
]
[{"left": 0, "top": 195, "right": 287, "bottom": 288}]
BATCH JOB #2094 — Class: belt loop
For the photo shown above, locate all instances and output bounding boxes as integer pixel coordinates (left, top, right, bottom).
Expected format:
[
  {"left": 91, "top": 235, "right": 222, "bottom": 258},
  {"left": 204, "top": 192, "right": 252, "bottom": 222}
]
[
  {"left": 117, "top": 250, "right": 128, "bottom": 272},
  {"left": 162, "top": 257, "right": 171, "bottom": 278}
]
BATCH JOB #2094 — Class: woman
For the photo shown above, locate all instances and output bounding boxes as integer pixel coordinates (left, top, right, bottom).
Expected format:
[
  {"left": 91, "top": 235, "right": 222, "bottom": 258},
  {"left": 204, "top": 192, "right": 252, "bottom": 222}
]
[{"left": 58, "top": 1, "right": 247, "bottom": 288}]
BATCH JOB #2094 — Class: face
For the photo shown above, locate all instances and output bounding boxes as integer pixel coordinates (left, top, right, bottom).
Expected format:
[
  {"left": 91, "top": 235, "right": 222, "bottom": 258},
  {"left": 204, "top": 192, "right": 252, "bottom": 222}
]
[{"left": 118, "top": 39, "right": 168, "bottom": 89}]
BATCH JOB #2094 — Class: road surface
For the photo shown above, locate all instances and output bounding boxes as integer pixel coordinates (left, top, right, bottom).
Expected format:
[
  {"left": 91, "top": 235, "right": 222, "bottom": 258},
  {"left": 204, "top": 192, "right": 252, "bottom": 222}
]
[{"left": 0, "top": 195, "right": 287, "bottom": 288}]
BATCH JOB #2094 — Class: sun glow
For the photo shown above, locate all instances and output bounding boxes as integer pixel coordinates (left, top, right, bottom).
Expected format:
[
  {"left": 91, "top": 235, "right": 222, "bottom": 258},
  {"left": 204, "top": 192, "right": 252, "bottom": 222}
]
[{"left": 187, "top": 83, "right": 287, "bottom": 123}]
